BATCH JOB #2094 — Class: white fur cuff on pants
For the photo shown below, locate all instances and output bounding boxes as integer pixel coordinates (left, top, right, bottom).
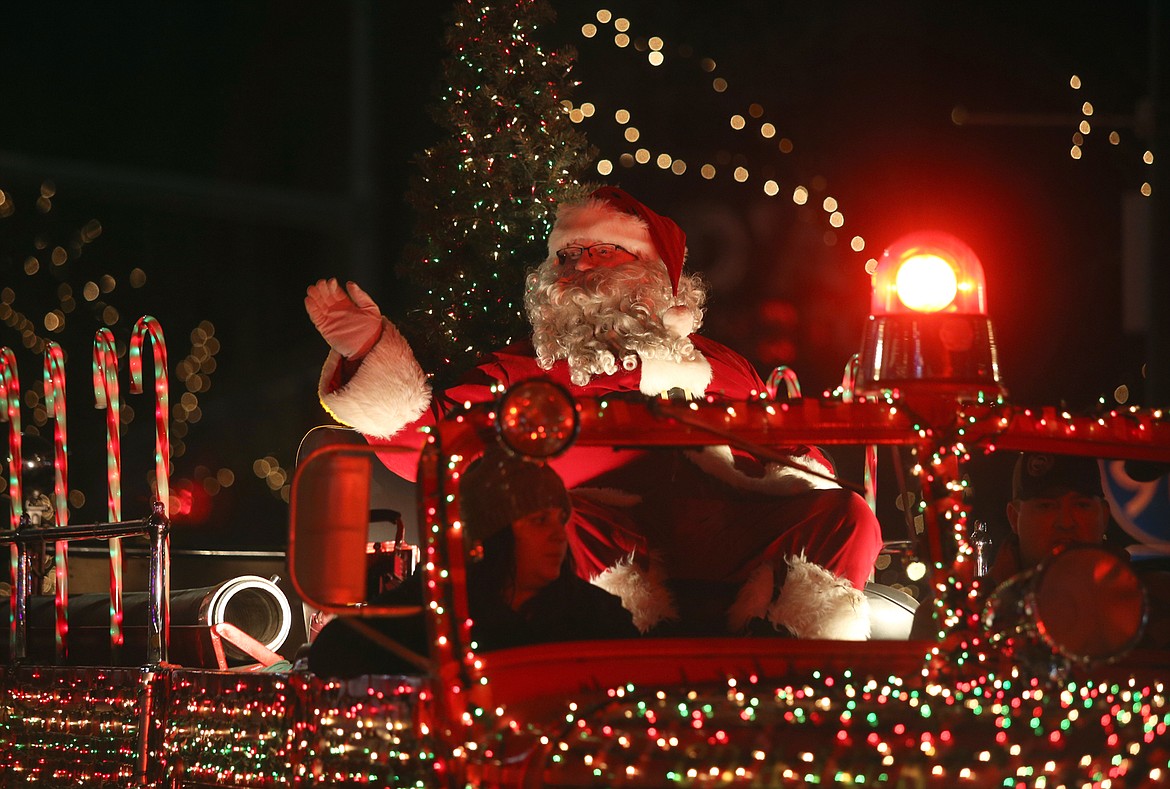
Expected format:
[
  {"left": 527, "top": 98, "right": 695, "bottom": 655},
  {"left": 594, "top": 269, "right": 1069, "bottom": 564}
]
[
  {"left": 766, "top": 554, "right": 870, "bottom": 641},
  {"left": 592, "top": 555, "right": 678, "bottom": 634}
]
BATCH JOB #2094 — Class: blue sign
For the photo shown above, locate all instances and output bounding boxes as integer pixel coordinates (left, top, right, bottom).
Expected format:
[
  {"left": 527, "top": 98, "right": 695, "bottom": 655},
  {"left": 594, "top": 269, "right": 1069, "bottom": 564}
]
[{"left": 1102, "top": 460, "right": 1170, "bottom": 556}]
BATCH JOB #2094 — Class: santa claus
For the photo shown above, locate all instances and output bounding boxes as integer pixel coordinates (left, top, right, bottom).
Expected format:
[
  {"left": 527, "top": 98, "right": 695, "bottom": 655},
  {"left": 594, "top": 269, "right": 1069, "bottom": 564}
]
[{"left": 306, "top": 186, "right": 882, "bottom": 639}]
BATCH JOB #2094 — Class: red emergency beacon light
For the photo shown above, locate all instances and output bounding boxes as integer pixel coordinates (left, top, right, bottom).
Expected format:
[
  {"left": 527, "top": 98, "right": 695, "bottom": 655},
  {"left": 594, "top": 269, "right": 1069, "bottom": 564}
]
[{"left": 854, "top": 231, "right": 1006, "bottom": 401}]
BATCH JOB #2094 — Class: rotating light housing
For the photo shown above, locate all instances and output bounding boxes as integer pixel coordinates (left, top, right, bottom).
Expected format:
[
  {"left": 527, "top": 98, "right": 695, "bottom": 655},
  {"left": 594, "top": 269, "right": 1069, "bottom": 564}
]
[{"left": 855, "top": 231, "right": 1005, "bottom": 400}]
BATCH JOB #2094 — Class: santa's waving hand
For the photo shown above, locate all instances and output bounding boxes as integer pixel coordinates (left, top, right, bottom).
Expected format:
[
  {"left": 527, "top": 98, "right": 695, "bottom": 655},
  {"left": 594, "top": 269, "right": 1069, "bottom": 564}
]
[
  {"left": 306, "top": 278, "right": 432, "bottom": 441},
  {"left": 305, "top": 279, "right": 385, "bottom": 359}
]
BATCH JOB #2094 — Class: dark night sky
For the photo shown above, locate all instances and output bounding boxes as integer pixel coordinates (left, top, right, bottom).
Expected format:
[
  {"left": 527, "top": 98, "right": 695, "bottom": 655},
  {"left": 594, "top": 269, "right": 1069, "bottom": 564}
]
[{"left": 0, "top": 2, "right": 1160, "bottom": 547}]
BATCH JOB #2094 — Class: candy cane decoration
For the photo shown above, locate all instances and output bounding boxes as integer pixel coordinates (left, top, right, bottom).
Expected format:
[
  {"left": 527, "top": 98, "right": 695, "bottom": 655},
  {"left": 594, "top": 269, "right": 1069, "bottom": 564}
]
[
  {"left": 1, "top": 348, "right": 23, "bottom": 654},
  {"left": 43, "top": 341, "right": 70, "bottom": 660},
  {"left": 0, "top": 348, "right": 21, "bottom": 531},
  {"left": 94, "top": 329, "right": 123, "bottom": 650},
  {"left": 129, "top": 316, "right": 169, "bottom": 517},
  {"left": 766, "top": 365, "right": 802, "bottom": 400}
]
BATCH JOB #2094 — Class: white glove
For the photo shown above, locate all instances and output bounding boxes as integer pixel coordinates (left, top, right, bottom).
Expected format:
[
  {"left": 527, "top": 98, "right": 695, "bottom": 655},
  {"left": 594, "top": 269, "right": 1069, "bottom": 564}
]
[{"left": 305, "top": 279, "right": 384, "bottom": 359}]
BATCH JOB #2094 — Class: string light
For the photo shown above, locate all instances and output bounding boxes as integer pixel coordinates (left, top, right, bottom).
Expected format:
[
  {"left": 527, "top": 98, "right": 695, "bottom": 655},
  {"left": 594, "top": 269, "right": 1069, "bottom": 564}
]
[
  {"left": 395, "top": 0, "right": 594, "bottom": 383},
  {"left": 566, "top": 8, "right": 868, "bottom": 255},
  {"left": 1068, "top": 74, "right": 1153, "bottom": 196}
]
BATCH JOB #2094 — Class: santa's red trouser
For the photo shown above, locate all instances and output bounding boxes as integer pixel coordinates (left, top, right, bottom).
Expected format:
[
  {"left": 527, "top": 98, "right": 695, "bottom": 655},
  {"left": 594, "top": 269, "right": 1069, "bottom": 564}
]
[{"left": 566, "top": 457, "right": 883, "bottom": 592}]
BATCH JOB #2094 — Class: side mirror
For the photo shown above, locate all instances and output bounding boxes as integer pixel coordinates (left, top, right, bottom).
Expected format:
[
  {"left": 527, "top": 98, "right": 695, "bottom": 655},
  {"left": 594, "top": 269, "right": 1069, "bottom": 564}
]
[
  {"left": 289, "top": 445, "right": 373, "bottom": 611},
  {"left": 289, "top": 443, "right": 433, "bottom": 674},
  {"left": 983, "top": 545, "right": 1147, "bottom": 672},
  {"left": 290, "top": 437, "right": 424, "bottom": 619}
]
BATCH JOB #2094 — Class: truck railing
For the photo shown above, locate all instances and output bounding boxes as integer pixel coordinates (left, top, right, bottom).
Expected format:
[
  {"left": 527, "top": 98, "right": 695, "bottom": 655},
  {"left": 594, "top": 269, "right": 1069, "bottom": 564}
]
[{"left": 0, "top": 502, "right": 171, "bottom": 665}]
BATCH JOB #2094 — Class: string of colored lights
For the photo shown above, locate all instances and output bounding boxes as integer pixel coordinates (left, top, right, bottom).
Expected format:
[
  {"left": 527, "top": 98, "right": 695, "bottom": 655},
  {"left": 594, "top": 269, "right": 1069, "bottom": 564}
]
[
  {"left": 93, "top": 328, "right": 124, "bottom": 651},
  {"left": 4, "top": 668, "right": 434, "bottom": 785},
  {"left": 501, "top": 670, "right": 1169, "bottom": 786},
  {"left": 43, "top": 341, "right": 70, "bottom": 661},
  {"left": 5, "top": 659, "right": 1164, "bottom": 784},
  {"left": 129, "top": 316, "right": 170, "bottom": 518},
  {"left": 420, "top": 434, "right": 480, "bottom": 781}
]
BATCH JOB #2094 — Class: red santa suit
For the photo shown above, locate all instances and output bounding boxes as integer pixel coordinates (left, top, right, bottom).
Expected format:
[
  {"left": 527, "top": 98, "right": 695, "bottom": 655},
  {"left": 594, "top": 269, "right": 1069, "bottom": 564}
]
[{"left": 311, "top": 187, "right": 882, "bottom": 639}]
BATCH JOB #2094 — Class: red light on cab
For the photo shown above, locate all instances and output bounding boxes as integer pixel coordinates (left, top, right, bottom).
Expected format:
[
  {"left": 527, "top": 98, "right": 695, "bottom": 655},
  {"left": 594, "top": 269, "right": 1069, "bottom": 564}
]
[
  {"left": 870, "top": 231, "right": 987, "bottom": 316},
  {"left": 855, "top": 231, "right": 1005, "bottom": 403}
]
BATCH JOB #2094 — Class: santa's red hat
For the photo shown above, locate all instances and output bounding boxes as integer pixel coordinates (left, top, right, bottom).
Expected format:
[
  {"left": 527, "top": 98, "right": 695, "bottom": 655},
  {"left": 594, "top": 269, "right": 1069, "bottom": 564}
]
[{"left": 547, "top": 186, "right": 687, "bottom": 294}]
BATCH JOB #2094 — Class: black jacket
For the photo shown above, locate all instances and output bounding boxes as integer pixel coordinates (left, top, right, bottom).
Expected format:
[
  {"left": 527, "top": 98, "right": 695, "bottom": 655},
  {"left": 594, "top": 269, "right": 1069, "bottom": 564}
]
[{"left": 308, "top": 568, "right": 638, "bottom": 678}]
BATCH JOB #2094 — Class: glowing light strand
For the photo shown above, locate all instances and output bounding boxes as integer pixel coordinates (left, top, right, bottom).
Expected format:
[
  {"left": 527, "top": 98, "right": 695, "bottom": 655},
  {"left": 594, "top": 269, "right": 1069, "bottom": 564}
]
[
  {"left": 43, "top": 341, "right": 70, "bottom": 660},
  {"left": 573, "top": 14, "right": 864, "bottom": 252},
  {"left": 93, "top": 328, "right": 124, "bottom": 650}
]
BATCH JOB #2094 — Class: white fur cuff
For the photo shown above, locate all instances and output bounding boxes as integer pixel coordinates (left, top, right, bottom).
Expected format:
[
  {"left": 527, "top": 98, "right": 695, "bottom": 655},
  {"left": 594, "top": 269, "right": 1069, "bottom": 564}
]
[
  {"left": 767, "top": 554, "right": 870, "bottom": 641},
  {"left": 592, "top": 555, "right": 678, "bottom": 633},
  {"left": 727, "top": 563, "right": 775, "bottom": 633},
  {"left": 637, "top": 352, "right": 713, "bottom": 397},
  {"left": 684, "top": 445, "right": 841, "bottom": 495},
  {"left": 319, "top": 318, "right": 432, "bottom": 439}
]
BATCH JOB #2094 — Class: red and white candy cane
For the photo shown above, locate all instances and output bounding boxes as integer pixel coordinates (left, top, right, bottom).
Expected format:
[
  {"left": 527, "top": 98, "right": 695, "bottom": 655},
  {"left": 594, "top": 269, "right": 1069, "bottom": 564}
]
[
  {"left": 766, "top": 365, "right": 803, "bottom": 400},
  {"left": 43, "top": 341, "right": 70, "bottom": 660},
  {"left": 1, "top": 348, "right": 23, "bottom": 652},
  {"left": 93, "top": 328, "right": 124, "bottom": 649},
  {"left": 129, "top": 316, "right": 170, "bottom": 517},
  {"left": 0, "top": 348, "right": 21, "bottom": 531}
]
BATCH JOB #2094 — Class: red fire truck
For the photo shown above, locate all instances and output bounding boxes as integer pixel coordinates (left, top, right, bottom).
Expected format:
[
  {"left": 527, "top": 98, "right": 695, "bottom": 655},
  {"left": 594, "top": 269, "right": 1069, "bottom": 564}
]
[{"left": 3, "top": 233, "right": 1169, "bottom": 786}]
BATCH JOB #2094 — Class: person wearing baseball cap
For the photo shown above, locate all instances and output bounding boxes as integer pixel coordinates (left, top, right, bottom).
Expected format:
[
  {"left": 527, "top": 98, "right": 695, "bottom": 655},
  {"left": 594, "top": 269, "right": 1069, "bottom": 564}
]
[
  {"left": 991, "top": 452, "right": 1110, "bottom": 580},
  {"left": 912, "top": 452, "right": 1114, "bottom": 641}
]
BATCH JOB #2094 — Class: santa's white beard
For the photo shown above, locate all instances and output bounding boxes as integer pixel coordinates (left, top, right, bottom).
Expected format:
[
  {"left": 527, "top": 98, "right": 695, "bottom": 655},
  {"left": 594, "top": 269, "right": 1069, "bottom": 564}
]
[{"left": 524, "top": 258, "right": 707, "bottom": 387}]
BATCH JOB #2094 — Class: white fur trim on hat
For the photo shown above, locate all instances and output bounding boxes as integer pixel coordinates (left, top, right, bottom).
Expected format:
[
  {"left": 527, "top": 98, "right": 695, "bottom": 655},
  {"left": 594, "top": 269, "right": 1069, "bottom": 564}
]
[
  {"left": 547, "top": 197, "right": 658, "bottom": 263},
  {"left": 319, "top": 317, "right": 432, "bottom": 439},
  {"left": 592, "top": 554, "right": 678, "bottom": 633},
  {"left": 766, "top": 554, "right": 870, "bottom": 640},
  {"left": 661, "top": 305, "right": 696, "bottom": 338},
  {"left": 637, "top": 353, "right": 713, "bottom": 398},
  {"left": 682, "top": 445, "right": 840, "bottom": 495}
]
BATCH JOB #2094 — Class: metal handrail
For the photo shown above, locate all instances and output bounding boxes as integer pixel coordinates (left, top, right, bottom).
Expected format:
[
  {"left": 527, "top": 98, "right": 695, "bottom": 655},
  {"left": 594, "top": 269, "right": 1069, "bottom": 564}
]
[{"left": 0, "top": 500, "right": 171, "bottom": 665}]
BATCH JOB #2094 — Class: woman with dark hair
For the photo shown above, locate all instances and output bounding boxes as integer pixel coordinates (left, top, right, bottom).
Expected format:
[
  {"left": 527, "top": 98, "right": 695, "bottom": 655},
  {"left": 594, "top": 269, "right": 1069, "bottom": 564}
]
[{"left": 308, "top": 451, "right": 637, "bottom": 678}]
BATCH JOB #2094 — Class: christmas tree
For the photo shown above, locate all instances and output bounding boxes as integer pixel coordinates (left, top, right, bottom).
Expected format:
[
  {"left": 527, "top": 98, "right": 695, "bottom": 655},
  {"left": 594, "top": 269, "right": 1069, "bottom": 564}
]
[{"left": 397, "top": 0, "right": 596, "bottom": 387}]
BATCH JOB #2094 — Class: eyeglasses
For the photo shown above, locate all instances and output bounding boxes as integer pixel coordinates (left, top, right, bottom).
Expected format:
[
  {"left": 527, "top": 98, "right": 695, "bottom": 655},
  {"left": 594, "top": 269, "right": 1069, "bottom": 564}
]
[{"left": 555, "top": 243, "right": 630, "bottom": 264}]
